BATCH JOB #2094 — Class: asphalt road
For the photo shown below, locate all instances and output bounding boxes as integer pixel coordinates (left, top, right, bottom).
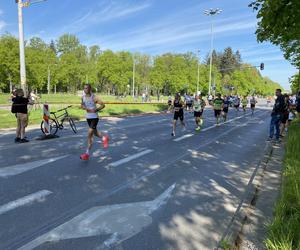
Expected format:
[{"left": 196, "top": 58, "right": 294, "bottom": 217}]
[{"left": 0, "top": 106, "right": 272, "bottom": 250}]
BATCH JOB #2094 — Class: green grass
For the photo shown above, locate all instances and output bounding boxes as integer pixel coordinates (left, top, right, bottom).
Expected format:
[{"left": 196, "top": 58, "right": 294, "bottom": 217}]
[
  {"left": 0, "top": 93, "right": 168, "bottom": 129},
  {"left": 265, "top": 120, "right": 300, "bottom": 250},
  {"left": 0, "top": 93, "right": 166, "bottom": 105},
  {"left": 0, "top": 103, "right": 168, "bottom": 129}
]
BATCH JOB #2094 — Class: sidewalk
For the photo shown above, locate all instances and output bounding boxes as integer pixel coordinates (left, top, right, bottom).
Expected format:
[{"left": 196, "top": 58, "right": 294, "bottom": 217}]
[{"left": 239, "top": 142, "right": 284, "bottom": 250}]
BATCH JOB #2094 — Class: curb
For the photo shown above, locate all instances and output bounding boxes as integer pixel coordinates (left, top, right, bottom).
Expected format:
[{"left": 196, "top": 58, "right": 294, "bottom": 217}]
[{"left": 217, "top": 141, "right": 274, "bottom": 249}]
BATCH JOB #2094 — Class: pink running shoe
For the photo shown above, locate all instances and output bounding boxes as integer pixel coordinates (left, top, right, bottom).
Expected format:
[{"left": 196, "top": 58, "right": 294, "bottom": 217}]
[
  {"left": 80, "top": 153, "right": 89, "bottom": 160},
  {"left": 102, "top": 135, "right": 109, "bottom": 148}
]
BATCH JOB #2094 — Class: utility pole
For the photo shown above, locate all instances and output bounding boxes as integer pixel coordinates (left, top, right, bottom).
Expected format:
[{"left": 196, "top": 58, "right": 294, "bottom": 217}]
[
  {"left": 132, "top": 56, "right": 136, "bottom": 97},
  {"left": 17, "top": 0, "right": 27, "bottom": 96},
  {"left": 47, "top": 65, "right": 50, "bottom": 94},
  {"left": 204, "top": 8, "right": 222, "bottom": 96},
  {"left": 197, "top": 50, "right": 200, "bottom": 95},
  {"left": 16, "top": 0, "right": 47, "bottom": 96}
]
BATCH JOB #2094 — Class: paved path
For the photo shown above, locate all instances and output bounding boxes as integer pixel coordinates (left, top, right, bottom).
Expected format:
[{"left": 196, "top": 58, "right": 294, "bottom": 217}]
[{"left": 0, "top": 107, "right": 272, "bottom": 250}]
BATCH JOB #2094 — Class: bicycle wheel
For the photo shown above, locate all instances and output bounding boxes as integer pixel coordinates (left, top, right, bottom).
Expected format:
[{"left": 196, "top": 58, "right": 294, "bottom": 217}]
[
  {"left": 68, "top": 118, "right": 77, "bottom": 134},
  {"left": 40, "top": 118, "right": 58, "bottom": 135}
]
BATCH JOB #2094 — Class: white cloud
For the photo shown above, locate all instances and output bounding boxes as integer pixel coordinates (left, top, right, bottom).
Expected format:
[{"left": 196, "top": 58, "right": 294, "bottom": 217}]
[
  {"left": 87, "top": 15, "right": 257, "bottom": 52},
  {"left": 62, "top": 1, "right": 152, "bottom": 34}
]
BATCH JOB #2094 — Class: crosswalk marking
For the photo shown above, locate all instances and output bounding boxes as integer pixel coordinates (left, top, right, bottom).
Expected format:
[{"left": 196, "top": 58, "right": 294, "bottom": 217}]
[
  {"left": 0, "top": 190, "right": 53, "bottom": 216},
  {"left": 0, "top": 155, "right": 68, "bottom": 178},
  {"left": 109, "top": 149, "right": 153, "bottom": 167}
]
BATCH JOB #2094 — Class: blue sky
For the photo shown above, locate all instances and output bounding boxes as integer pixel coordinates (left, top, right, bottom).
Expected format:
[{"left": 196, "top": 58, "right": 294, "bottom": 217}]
[{"left": 0, "top": 0, "right": 297, "bottom": 90}]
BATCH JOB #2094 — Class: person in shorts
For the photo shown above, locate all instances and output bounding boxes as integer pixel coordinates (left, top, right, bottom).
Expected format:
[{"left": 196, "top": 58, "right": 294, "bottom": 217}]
[
  {"left": 213, "top": 93, "right": 224, "bottom": 126},
  {"left": 222, "top": 95, "right": 230, "bottom": 122},
  {"left": 233, "top": 96, "right": 240, "bottom": 113},
  {"left": 193, "top": 94, "right": 206, "bottom": 131},
  {"left": 241, "top": 96, "right": 248, "bottom": 113},
  {"left": 250, "top": 96, "right": 257, "bottom": 115},
  {"left": 171, "top": 93, "right": 186, "bottom": 136},
  {"left": 80, "top": 84, "right": 109, "bottom": 160}
]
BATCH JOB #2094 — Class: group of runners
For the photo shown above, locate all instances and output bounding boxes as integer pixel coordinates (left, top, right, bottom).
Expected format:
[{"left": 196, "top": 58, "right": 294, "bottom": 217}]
[
  {"left": 80, "top": 86, "right": 261, "bottom": 160},
  {"left": 167, "top": 93, "right": 258, "bottom": 137},
  {"left": 15, "top": 84, "right": 296, "bottom": 160}
]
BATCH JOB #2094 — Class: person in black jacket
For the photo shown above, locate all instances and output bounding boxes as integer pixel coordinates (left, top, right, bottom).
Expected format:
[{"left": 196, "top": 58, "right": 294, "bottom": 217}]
[
  {"left": 268, "top": 89, "right": 286, "bottom": 141},
  {"left": 11, "top": 89, "right": 31, "bottom": 143},
  {"left": 297, "top": 91, "right": 300, "bottom": 123}
]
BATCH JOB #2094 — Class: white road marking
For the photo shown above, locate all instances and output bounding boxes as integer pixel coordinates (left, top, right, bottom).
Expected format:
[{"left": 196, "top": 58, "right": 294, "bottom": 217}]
[
  {"left": 173, "top": 133, "right": 193, "bottom": 142},
  {"left": 0, "top": 155, "right": 68, "bottom": 178},
  {"left": 18, "top": 184, "right": 176, "bottom": 250},
  {"left": 109, "top": 149, "right": 153, "bottom": 167},
  {"left": 0, "top": 190, "right": 53, "bottom": 216}
]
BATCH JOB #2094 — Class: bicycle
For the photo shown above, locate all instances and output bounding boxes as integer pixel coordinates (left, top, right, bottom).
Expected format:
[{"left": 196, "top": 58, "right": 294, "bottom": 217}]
[{"left": 40, "top": 105, "right": 77, "bottom": 135}]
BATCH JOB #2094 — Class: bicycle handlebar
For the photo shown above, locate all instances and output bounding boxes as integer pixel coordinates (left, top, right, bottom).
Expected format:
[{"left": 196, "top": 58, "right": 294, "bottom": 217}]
[{"left": 54, "top": 105, "right": 73, "bottom": 113}]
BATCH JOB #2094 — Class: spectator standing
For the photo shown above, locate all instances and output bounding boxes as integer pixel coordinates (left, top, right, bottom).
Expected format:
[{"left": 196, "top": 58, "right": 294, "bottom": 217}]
[
  {"left": 11, "top": 89, "right": 32, "bottom": 143},
  {"left": 268, "top": 89, "right": 286, "bottom": 142}
]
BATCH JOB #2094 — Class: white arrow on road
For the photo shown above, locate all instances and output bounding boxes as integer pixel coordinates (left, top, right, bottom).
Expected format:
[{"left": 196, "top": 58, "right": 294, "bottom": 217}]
[{"left": 18, "top": 183, "right": 176, "bottom": 250}]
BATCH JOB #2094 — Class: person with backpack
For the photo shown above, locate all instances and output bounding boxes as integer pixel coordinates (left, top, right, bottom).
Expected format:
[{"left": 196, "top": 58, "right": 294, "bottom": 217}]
[
  {"left": 268, "top": 89, "right": 286, "bottom": 142},
  {"left": 11, "top": 89, "right": 32, "bottom": 143}
]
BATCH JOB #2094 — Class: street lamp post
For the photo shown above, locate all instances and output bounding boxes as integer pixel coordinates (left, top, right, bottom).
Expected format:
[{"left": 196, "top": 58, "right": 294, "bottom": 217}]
[
  {"left": 16, "top": 0, "right": 47, "bottom": 96},
  {"left": 132, "top": 56, "right": 136, "bottom": 98},
  {"left": 197, "top": 50, "right": 200, "bottom": 95},
  {"left": 17, "top": 0, "right": 27, "bottom": 96},
  {"left": 204, "top": 8, "right": 222, "bottom": 96}
]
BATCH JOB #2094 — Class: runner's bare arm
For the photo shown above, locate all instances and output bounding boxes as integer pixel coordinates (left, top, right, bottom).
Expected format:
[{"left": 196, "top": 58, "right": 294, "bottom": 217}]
[{"left": 94, "top": 96, "right": 105, "bottom": 111}]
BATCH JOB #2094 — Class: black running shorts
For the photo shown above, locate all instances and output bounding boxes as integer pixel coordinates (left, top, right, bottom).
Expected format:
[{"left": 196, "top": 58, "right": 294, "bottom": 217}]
[
  {"left": 87, "top": 118, "right": 99, "bottom": 129},
  {"left": 174, "top": 110, "right": 184, "bottom": 121},
  {"left": 223, "top": 107, "right": 229, "bottom": 113},
  {"left": 214, "top": 110, "right": 221, "bottom": 117},
  {"left": 194, "top": 111, "right": 203, "bottom": 117}
]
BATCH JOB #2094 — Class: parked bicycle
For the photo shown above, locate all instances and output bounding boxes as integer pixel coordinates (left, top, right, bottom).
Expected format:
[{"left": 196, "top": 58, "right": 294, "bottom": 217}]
[{"left": 40, "top": 105, "right": 77, "bottom": 135}]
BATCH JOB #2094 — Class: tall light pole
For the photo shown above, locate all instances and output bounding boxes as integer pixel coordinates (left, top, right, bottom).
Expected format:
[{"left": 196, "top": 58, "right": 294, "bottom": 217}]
[
  {"left": 17, "top": 0, "right": 27, "bottom": 96},
  {"left": 16, "top": 0, "right": 47, "bottom": 96},
  {"left": 132, "top": 56, "right": 136, "bottom": 97},
  {"left": 204, "top": 8, "right": 222, "bottom": 96},
  {"left": 197, "top": 50, "right": 200, "bottom": 95}
]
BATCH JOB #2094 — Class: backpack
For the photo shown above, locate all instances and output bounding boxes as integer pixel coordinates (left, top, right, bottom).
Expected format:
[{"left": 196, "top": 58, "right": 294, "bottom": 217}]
[{"left": 11, "top": 99, "right": 17, "bottom": 113}]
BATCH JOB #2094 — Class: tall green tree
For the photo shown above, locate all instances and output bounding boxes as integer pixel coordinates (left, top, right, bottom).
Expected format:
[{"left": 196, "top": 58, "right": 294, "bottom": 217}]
[
  {"left": 249, "top": 0, "right": 300, "bottom": 68},
  {"left": 0, "top": 34, "right": 20, "bottom": 91},
  {"left": 56, "top": 34, "right": 80, "bottom": 54}
]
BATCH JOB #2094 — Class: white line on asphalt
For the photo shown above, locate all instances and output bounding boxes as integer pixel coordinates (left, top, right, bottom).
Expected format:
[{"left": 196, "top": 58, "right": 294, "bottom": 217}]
[
  {"left": 173, "top": 133, "right": 194, "bottom": 142},
  {"left": 173, "top": 112, "right": 254, "bottom": 142},
  {"left": 109, "top": 149, "right": 153, "bottom": 167},
  {"left": 0, "top": 155, "right": 68, "bottom": 178},
  {"left": 0, "top": 190, "right": 53, "bottom": 216}
]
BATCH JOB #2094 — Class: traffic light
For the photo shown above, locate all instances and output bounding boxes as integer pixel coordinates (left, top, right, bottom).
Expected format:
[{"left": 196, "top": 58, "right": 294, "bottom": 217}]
[{"left": 260, "top": 63, "right": 264, "bottom": 70}]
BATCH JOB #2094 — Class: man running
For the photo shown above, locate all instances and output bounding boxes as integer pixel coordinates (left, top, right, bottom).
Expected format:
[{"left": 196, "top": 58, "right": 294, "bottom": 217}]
[
  {"left": 171, "top": 93, "right": 186, "bottom": 136},
  {"left": 241, "top": 96, "right": 248, "bottom": 113},
  {"left": 193, "top": 94, "right": 206, "bottom": 131},
  {"left": 80, "top": 84, "right": 109, "bottom": 160},
  {"left": 222, "top": 95, "right": 230, "bottom": 122},
  {"left": 233, "top": 95, "right": 240, "bottom": 113},
  {"left": 168, "top": 95, "right": 172, "bottom": 109},
  {"left": 213, "top": 93, "right": 224, "bottom": 126},
  {"left": 250, "top": 96, "right": 257, "bottom": 116}
]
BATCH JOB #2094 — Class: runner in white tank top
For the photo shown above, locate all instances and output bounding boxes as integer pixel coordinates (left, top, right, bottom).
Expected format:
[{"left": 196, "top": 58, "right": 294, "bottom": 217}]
[{"left": 80, "top": 84, "right": 109, "bottom": 160}]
